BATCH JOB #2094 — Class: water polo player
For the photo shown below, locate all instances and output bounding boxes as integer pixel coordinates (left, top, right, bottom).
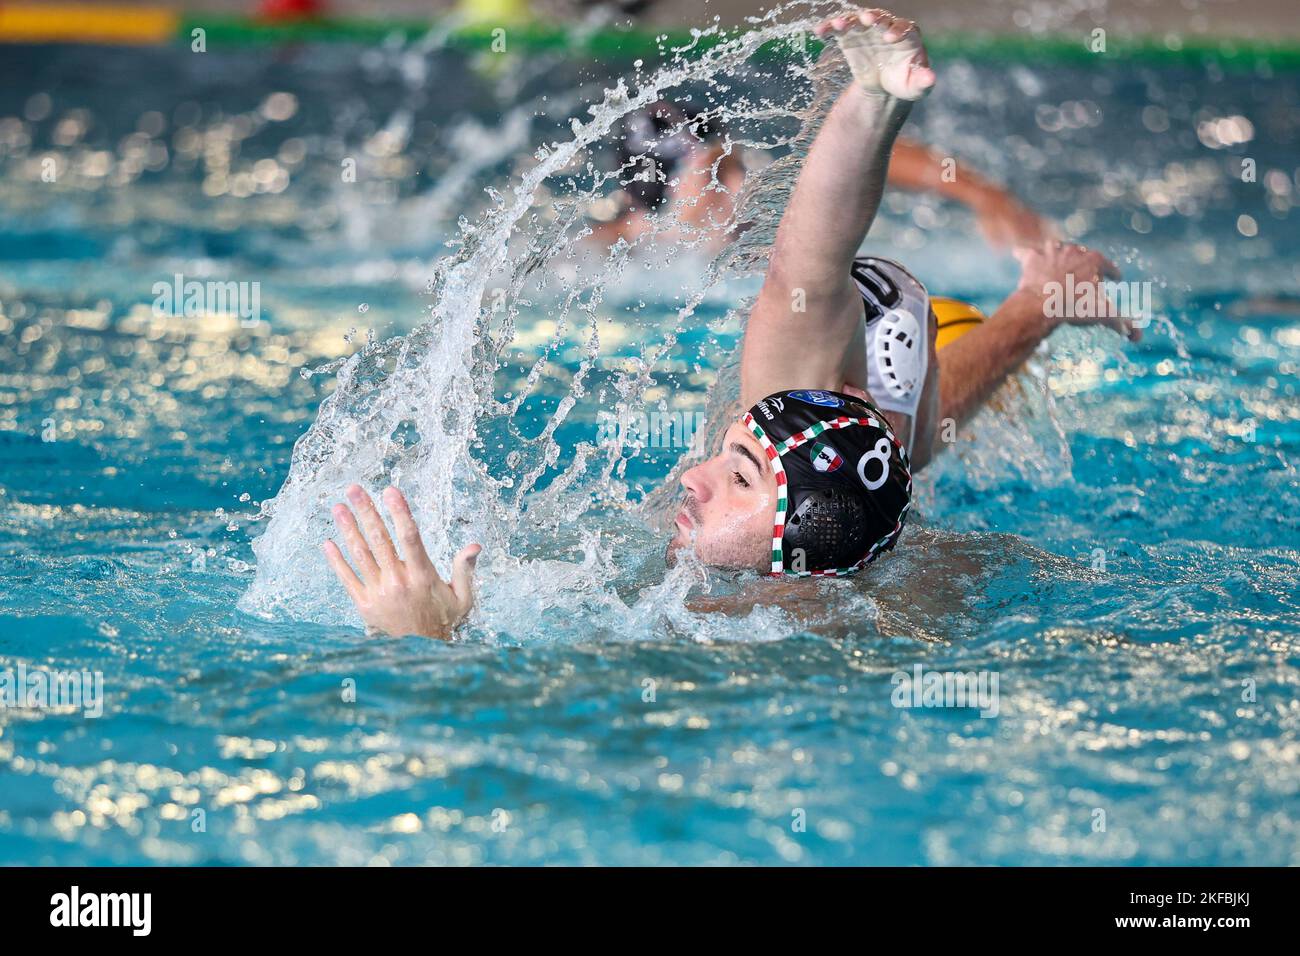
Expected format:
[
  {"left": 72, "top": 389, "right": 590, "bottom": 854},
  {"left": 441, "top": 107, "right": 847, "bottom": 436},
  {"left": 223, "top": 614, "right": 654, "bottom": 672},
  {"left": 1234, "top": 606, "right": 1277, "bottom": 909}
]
[{"left": 321, "top": 7, "right": 1141, "bottom": 638}]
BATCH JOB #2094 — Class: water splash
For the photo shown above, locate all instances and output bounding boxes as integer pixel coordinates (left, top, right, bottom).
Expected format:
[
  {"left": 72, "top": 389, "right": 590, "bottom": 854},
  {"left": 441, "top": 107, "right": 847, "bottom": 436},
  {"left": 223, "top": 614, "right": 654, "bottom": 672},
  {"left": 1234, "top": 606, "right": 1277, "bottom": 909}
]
[
  {"left": 239, "top": 3, "right": 850, "bottom": 634},
  {"left": 234, "top": 1, "right": 1210, "bottom": 639}
]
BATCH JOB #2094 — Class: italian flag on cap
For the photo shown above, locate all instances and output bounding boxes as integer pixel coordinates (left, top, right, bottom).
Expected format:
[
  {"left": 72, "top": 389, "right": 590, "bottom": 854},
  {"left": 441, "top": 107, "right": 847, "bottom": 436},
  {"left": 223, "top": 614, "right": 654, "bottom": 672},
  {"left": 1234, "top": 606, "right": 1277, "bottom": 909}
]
[{"left": 810, "top": 441, "right": 843, "bottom": 473}]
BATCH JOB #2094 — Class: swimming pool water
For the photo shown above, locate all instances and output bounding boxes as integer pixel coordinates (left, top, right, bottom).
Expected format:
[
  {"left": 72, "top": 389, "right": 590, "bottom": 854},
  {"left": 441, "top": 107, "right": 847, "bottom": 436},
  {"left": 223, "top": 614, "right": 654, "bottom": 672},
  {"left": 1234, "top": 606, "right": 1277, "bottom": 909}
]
[{"left": 1, "top": 35, "right": 1297, "bottom": 865}]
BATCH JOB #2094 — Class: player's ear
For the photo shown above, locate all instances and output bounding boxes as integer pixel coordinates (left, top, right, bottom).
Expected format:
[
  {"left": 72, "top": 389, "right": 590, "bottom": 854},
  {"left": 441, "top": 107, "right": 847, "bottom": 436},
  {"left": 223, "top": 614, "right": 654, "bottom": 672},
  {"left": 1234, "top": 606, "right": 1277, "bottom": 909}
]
[{"left": 840, "top": 384, "right": 870, "bottom": 402}]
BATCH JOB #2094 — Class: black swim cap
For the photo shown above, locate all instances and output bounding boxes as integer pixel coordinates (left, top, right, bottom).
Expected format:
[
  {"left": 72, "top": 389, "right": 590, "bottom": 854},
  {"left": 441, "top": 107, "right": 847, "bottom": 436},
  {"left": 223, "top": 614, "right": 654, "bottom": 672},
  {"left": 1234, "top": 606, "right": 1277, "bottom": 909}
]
[
  {"left": 743, "top": 389, "right": 912, "bottom": 576},
  {"left": 615, "top": 101, "right": 704, "bottom": 211}
]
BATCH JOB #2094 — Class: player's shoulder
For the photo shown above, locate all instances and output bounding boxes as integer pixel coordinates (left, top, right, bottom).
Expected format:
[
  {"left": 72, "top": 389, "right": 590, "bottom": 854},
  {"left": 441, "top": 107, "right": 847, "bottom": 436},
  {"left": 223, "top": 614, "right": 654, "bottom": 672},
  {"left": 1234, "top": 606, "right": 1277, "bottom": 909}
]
[{"left": 850, "top": 255, "right": 928, "bottom": 321}]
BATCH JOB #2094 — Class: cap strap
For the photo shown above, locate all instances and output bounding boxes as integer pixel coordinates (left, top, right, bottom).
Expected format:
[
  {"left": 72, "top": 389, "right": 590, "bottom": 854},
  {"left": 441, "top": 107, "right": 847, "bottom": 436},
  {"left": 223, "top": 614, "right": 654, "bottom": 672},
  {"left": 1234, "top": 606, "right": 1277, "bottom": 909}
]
[
  {"left": 742, "top": 412, "right": 788, "bottom": 574},
  {"left": 773, "top": 415, "right": 880, "bottom": 455}
]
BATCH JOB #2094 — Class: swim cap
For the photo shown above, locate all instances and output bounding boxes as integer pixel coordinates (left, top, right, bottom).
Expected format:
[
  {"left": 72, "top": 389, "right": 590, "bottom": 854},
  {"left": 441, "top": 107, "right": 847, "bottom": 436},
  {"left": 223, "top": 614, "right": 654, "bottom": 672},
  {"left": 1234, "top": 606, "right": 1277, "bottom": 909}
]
[
  {"left": 743, "top": 389, "right": 912, "bottom": 576},
  {"left": 615, "top": 101, "right": 707, "bottom": 211}
]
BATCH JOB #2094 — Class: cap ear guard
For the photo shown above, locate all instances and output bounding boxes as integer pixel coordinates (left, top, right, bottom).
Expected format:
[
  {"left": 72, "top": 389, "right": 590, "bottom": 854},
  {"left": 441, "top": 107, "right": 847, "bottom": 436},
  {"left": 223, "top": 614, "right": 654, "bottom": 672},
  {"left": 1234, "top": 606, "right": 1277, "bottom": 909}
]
[
  {"left": 744, "top": 389, "right": 912, "bottom": 577},
  {"left": 782, "top": 489, "right": 871, "bottom": 573},
  {"left": 874, "top": 308, "right": 924, "bottom": 400}
]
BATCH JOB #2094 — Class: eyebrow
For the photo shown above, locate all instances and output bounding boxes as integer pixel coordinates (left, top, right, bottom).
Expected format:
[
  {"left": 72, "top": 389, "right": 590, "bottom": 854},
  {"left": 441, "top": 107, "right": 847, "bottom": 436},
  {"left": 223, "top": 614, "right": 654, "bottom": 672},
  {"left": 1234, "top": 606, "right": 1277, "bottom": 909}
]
[{"left": 729, "top": 441, "right": 764, "bottom": 477}]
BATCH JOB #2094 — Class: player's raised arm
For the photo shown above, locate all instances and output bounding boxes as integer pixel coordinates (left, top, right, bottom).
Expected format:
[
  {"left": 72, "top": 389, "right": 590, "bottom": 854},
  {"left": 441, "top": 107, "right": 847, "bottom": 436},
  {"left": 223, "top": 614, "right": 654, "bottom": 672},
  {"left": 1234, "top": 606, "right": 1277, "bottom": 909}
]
[{"left": 740, "top": 8, "right": 934, "bottom": 409}]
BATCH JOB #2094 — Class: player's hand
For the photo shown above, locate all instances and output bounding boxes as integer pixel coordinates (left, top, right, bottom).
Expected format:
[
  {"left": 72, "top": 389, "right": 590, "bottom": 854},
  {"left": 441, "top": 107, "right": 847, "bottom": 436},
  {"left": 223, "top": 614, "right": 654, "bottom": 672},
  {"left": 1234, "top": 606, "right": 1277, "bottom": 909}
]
[
  {"left": 322, "top": 484, "right": 480, "bottom": 640},
  {"left": 1014, "top": 240, "right": 1142, "bottom": 341},
  {"left": 815, "top": 8, "right": 935, "bottom": 101}
]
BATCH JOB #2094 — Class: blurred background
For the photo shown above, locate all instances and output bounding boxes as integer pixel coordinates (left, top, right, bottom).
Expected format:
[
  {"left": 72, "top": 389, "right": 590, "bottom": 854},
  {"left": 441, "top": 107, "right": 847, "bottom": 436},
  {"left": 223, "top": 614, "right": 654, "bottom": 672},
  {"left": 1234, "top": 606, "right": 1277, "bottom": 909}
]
[
  {"left": 0, "top": 0, "right": 1297, "bottom": 866},
  {"left": 0, "top": 0, "right": 1298, "bottom": 41}
]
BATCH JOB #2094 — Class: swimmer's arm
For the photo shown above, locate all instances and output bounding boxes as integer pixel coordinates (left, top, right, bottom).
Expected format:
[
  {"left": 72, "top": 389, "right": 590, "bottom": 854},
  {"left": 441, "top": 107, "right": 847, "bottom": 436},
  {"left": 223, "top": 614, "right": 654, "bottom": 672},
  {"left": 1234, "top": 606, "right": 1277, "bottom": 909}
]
[
  {"left": 887, "top": 136, "right": 1005, "bottom": 205},
  {"left": 930, "top": 241, "right": 1138, "bottom": 438},
  {"left": 742, "top": 93, "right": 911, "bottom": 404},
  {"left": 323, "top": 485, "right": 481, "bottom": 640},
  {"left": 741, "top": 92, "right": 909, "bottom": 406},
  {"left": 742, "top": 15, "right": 927, "bottom": 407},
  {"left": 766, "top": 86, "right": 913, "bottom": 294},
  {"left": 887, "top": 137, "right": 1056, "bottom": 249},
  {"left": 932, "top": 290, "right": 1049, "bottom": 427}
]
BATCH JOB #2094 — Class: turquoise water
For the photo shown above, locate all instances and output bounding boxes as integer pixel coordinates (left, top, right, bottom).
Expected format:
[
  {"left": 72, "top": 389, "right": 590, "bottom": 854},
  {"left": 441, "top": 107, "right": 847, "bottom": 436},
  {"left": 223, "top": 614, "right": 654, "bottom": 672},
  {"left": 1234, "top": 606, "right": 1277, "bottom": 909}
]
[{"left": 1, "top": 29, "right": 1298, "bottom": 864}]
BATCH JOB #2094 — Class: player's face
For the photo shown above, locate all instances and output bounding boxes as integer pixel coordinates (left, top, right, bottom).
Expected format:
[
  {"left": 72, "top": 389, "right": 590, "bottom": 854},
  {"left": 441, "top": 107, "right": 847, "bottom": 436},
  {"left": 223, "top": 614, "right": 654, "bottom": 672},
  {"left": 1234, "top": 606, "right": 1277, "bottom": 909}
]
[{"left": 667, "top": 421, "right": 775, "bottom": 571}]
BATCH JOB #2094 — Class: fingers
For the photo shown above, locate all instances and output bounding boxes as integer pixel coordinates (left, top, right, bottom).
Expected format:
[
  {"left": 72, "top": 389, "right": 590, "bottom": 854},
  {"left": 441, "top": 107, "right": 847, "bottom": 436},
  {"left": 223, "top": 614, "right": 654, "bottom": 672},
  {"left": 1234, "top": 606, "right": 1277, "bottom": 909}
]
[
  {"left": 449, "top": 543, "right": 482, "bottom": 615},
  {"left": 331, "top": 501, "right": 381, "bottom": 584},
  {"left": 880, "top": 15, "right": 916, "bottom": 42},
  {"left": 1024, "top": 240, "right": 1121, "bottom": 281},
  {"left": 346, "top": 483, "right": 401, "bottom": 577},
  {"left": 859, "top": 8, "right": 917, "bottom": 41},
  {"left": 1079, "top": 249, "right": 1120, "bottom": 282},
  {"left": 1071, "top": 243, "right": 1120, "bottom": 281},
  {"left": 860, "top": 9, "right": 891, "bottom": 30},
  {"left": 1075, "top": 304, "right": 1141, "bottom": 342},
  {"left": 322, "top": 483, "right": 480, "bottom": 639},
  {"left": 1071, "top": 253, "right": 1142, "bottom": 341},
  {"left": 1100, "top": 310, "right": 1141, "bottom": 342},
  {"left": 322, "top": 539, "right": 366, "bottom": 604},
  {"left": 382, "top": 485, "right": 437, "bottom": 578},
  {"left": 813, "top": 15, "right": 855, "bottom": 36},
  {"left": 816, "top": 8, "right": 917, "bottom": 40}
]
